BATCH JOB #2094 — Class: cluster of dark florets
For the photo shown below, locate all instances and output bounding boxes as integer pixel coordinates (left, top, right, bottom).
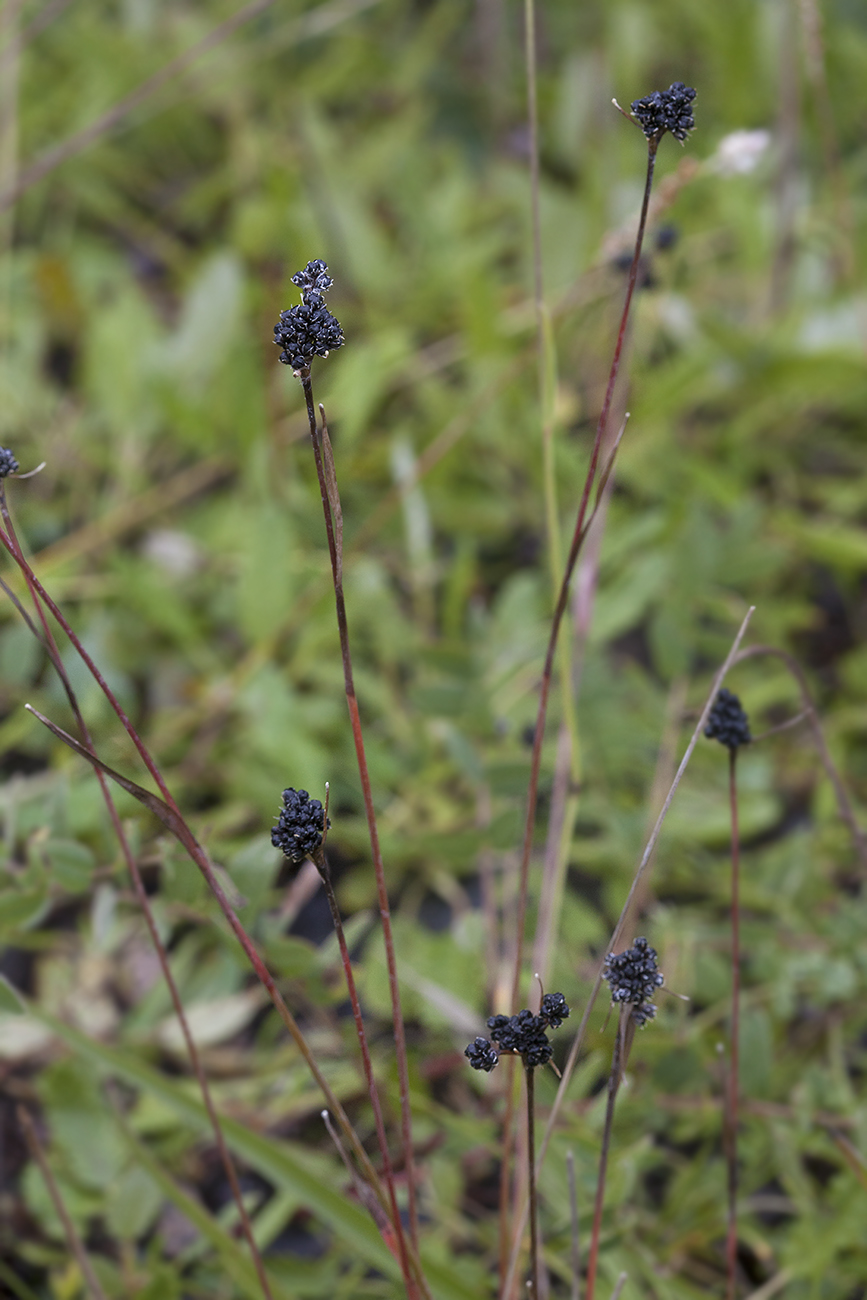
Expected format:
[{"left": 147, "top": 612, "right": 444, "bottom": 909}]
[
  {"left": 704, "top": 688, "right": 751, "bottom": 751},
  {"left": 465, "top": 993, "right": 570, "bottom": 1073},
  {"left": 274, "top": 259, "right": 344, "bottom": 373},
  {"left": 271, "top": 787, "right": 329, "bottom": 864},
  {"left": 0, "top": 448, "right": 19, "bottom": 478},
  {"left": 603, "top": 937, "right": 664, "bottom": 1027},
  {"left": 630, "top": 82, "right": 696, "bottom": 142}
]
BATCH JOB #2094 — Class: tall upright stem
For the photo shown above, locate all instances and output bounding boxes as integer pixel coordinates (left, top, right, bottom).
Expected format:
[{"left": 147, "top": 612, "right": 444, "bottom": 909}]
[
  {"left": 525, "top": 1063, "right": 540, "bottom": 1299},
  {"left": 584, "top": 1016, "right": 625, "bottom": 1300},
  {"left": 301, "top": 375, "right": 421, "bottom": 1256},
  {"left": 726, "top": 749, "right": 741, "bottom": 1300},
  {"left": 313, "top": 848, "right": 416, "bottom": 1296},
  {"left": 510, "top": 137, "right": 659, "bottom": 1011}
]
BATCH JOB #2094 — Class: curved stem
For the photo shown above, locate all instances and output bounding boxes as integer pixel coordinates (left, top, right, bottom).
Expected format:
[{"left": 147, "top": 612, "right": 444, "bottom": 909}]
[{"left": 0, "top": 487, "right": 274, "bottom": 1298}]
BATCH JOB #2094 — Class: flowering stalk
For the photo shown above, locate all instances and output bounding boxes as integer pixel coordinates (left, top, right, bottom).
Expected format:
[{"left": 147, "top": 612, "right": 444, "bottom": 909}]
[
  {"left": 274, "top": 261, "right": 421, "bottom": 1253},
  {"left": 271, "top": 789, "right": 421, "bottom": 1299},
  {"left": 585, "top": 939, "right": 664, "bottom": 1300},
  {"left": 465, "top": 993, "right": 570, "bottom": 1295},
  {"left": 704, "top": 689, "right": 751, "bottom": 1300},
  {"left": 0, "top": 472, "right": 275, "bottom": 1300},
  {"left": 510, "top": 83, "right": 696, "bottom": 1012}
]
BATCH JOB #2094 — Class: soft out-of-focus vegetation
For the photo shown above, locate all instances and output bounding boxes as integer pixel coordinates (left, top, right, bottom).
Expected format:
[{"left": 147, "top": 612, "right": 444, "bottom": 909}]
[{"left": 1, "top": 0, "right": 867, "bottom": 1295}]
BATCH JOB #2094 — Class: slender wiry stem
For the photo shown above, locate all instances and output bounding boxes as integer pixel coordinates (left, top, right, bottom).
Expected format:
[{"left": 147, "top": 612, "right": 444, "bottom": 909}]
[
  {"left": 0, "top": 525, "right": 411, "bottom": 1265},
  {"left": 584, "top": 1013, "right": 626, "bottom": 1300},
  {"left": 502, "top": 609, "right": 756, "bottom": 1299},
  {"left": 525, "top": 1063, "right": 540, "bottom": 1299},
  {"left": 510, "top": 137, "right": 658, "bottom": 1012},
  {"left": 300, "top": 376, "right": 421, "bottom": 1257},
  {"left": 313, "top": 847, "right": 416, "bottom": 1298},
  {"left": 17, "top": 1107, "right": 109, "bottom": 1300},
  {"left": 726, "top": 749, "right": 741, "bottom": 1300},
  {"left": 0, "top": 488, "right": 274, "bottom": 1300},
  {"left": 567, "top": 1149, "right": 581, "bottom": 1300}
]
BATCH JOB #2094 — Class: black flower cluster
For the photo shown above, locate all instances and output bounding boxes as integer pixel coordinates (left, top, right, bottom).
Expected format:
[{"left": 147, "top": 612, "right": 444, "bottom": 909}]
[
  {"left": 271, "top": 788, "right": 329, "bottom": 864},
  {"left": 603, "top": 937, "right": 664, "bottom": 1027},
  {"left": 0, "top": 448, "right": 19, "bottom": 478},
  {"left": 704, "top": 688, "right": 751, "bottom": 751},
  {"left": 630, "top": 82, "right": 696, "bottom": 142},
  {"left": 274, "top": 259, "right": 344, "bottom": 373},
  {"left": 465, "top": 993, "right": 570, "bottom": 1073}
]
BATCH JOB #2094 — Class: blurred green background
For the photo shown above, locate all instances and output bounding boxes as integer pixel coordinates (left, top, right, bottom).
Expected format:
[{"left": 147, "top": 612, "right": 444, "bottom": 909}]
[{"left": 1, "top": 0, "right": 867, "bottom": 1296}]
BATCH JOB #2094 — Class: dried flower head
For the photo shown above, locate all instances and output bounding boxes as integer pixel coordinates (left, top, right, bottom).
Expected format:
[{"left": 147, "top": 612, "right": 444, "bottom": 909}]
[
  {"left": 465, "top": 994, "right": 570, "bottom": 1073},
  {"left": 0, "top": 448, "right": 19, "bottom": 478},
  {"left": 704, "top": 688, "right": 751, "bottom": 751},
  {"left": 603, "top": 937, "right": 664, "bottom": 1027},
  {"left": 274, "top": 259, "right": 344, "bottom": 374},
  {"left": 271, "top": 787, "right": 329, "bottom": 864},
  {"left": 630, "top": 82, "right": 696, "bottom": 142}
]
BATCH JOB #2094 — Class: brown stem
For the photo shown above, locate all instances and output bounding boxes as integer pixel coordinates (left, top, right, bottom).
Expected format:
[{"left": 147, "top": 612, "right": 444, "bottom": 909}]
[
  {"left": 17, "top": 1107, "right": 109, "bottom": 1300},
  {"left": 313, "top": 847, "right": 416, "bottom": 1298},
  {"left": 0, "top": 488, "right": 274, "bottom": 1299},
  {"left": 510, "top": 137, "right": 659, "bottom": 1012},
  {"left": 584, "top": 1013, "right": 625, "bottom": 1300},
  {"left": 726, "top": 749, "right": 741, "bottom": 1300},
  {"left": 300, "top": 376, "right": 421, "bottom": 1257},
  {"left": 525, "top": 1063, "right": 540, "bottom": 1300}
]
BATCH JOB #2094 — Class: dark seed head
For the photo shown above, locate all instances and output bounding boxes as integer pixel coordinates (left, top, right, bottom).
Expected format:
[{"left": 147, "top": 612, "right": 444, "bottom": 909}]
[
  {"left": 274, "top": 259, "right": 344, "bottom": 373},
  {"left": 0, "top": 448, "right": 19, "bottom": 478},
  {"left": 704, "top": 688, "right": 751, "bottom": 751},
  {"left": 540, "top": 992, "right": 570, "bottom": 1028},
  {"left": 603, "top": 936, "right": 664, "bottom": 1027},
  {"left": 271, "top": 787, "right": 329, "bottom": 864},
  {"left": 630, "top": 81, "right": 696, "bottom": 142},
  {"left": 465, "top": 1036, "right": 500, "bottom": 1072}
]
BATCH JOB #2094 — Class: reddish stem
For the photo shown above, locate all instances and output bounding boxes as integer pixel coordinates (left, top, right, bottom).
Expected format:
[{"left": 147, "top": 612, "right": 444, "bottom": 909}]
[
  {"left": 314, "top": 848, "right": 416, "bottom": 1298},
  {"left": 584, "top": 1014, "right": 625, "bottom": 1300},
  {"left": 0, "top": 489, "right": 275, "bottom": 1300},
  {"left": 726, "top": 748, "right": 741, "bottom": 1300},
  {"left": 0, "top": 524, "right": 403, "bottom": 1251},
  {"left": 301, "top": 376, "right": 421, "bottom": 1258},
  {"left": 510, "top": 136, "right": 659, "bottom": 1012}
]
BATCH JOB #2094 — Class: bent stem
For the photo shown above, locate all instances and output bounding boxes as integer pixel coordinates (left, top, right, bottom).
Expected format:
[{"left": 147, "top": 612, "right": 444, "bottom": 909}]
[
  {"left": 510, "top": 136, "right": 659, "bottom": 1012},
  {"left": 726, "top": 748, "right": 741, "bottom": 1300},
  {"left": 0, "top": 488, "right": 274, "bottom": 1300},
  {"left": 585, "top": 1010, "right": 628, "bottom": 1300},
  {"left": 301, "top": 375, "right": 421, "bottom": 1257},
  {"left": 313, "top": 846, "right": 416, "bottom": 1297}
]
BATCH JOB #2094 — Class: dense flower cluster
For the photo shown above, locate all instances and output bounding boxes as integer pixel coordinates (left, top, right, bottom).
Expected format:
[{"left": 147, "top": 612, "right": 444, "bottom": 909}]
[
  {"left": 0, "top": 448, "right": 19, "bottom": 478},
  {"left": 630, "top": 82, "right": 696, "bottom": 142},
  {"left": 603, "top": 937, "right": 664, "bottom": 1027},
  {"left": 465, "top": 994, "right": 570, "bottom": 1072},
  {"left": 271, "top": 788, "right": 329, "bottom": 864},
  {"left": 704, "top": 688, "right": 751, "bottom": 751},
  {"left": 274, "top": 259, "right": 344, "bottom": 373}
]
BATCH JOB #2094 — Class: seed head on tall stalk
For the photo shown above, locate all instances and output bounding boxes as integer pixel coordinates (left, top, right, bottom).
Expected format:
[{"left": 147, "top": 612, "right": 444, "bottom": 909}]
[
  {"left": 273, "top": 261, "right": 425, "bottom": 1295},
  {"left": 705, "top": 688, "right": 752, "bottom": 1300}
]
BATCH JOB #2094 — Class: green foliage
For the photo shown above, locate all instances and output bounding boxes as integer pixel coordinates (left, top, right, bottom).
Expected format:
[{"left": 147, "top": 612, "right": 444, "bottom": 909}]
[{"left": 2, "top": 0, "right": 867, "bottom": 1296}]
